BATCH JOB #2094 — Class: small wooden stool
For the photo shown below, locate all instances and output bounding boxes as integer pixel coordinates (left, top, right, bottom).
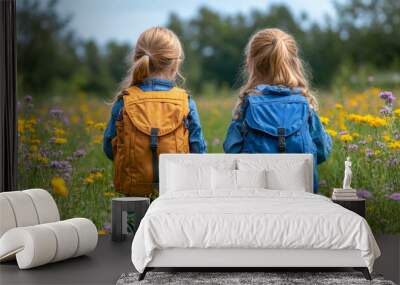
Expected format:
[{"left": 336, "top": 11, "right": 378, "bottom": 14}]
[{"left": 111, "top": 197, "right": 150, "bottom": 242}]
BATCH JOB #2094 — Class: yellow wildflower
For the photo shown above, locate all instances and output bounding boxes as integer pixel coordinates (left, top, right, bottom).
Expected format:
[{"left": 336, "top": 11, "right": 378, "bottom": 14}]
[
  {"left": 104, "top": 192, "right": 116, "bottom": 198},
  {"left": 326, "top": 129, "right": 337, "bottom": 138},
  {"left": 85, "top": 119, "right": 94, "bottom": 127},
  {"left": 352, "top": 132, "right": 360, "bottom": 138},
  {"left": 94, "top": 172, "right": 103, "bottom": 179},
  {"left": 18, "top": 119, "right": 25, "bottom": 133},
  {"left": 36, "top": 154, "right": 49, "bottom": 165},
  {"left": 320, "top": 116, "right": 330, "bottom": 125},
  {"left": 335, "top": 104, "right": 343, "bottom": 110},
  {"left": 339, "top": 134, "right": 353, "bottom": 142},
  {"left": 347, "top": 114, "right": 363, "bottom": 123},
  {"left": 84, "top": 175, "right": 95, "bottom": 185},
  {"left": 51, "top": 177, "right": 68, "bottom": 198},
  {"left": 383, "top": 135, "right": 392, "bottom": 142},
  {"left": 30, "top": 145, "right": 39, "bottom": 153},
  {"left": 92, "top": 135, "right": 102, "bottom": 144},
  {"left": 98, "top": 229, "right": 108, "bottom": 235},
  {"left": 27, "top": 118, "right": 37, "bottom": 125},
  {"left": 394, "top": 108, "right": 400, "bottom": 117},
  {"left": 80, "top": 103, "right": 89, "bottom": 113},
  {"left": 94, "top": 122, "right": 106, "bottom": 131},
  {"left": 53, "top": 128, "right": 65, "bottom": 137},
  {"left": 388, "top": 141, "right": 400, "bottom": 150},
  {"left": 29, "top": 139, "right": 41, "bottom": 145},
  {"left": 54, "top": 138, "right": 67, "bottom": 144},
  {"left": 366, "top": 116, "right": 387, "bottom": 127}
]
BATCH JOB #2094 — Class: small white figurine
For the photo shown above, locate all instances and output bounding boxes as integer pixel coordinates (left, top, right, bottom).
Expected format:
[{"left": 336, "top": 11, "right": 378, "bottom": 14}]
[{"left": 342, "top": 157, "right": 352, "bottom": 189}]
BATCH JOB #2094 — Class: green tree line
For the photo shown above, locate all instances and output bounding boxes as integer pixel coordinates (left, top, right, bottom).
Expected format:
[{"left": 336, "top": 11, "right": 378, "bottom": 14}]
[{"left": 17, "top": 0, "right": 400, "bottom": 97}]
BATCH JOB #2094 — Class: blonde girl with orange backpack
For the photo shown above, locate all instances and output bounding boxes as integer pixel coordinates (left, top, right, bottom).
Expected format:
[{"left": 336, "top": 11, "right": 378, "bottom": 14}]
[{"left": 103, "top": 27, "right": 207, "bottom": 197}]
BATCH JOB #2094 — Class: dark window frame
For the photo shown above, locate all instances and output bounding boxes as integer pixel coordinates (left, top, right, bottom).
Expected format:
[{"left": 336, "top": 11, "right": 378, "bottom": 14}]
[{"left": 0, "top": 0, "right": 17, "bottom": 192}]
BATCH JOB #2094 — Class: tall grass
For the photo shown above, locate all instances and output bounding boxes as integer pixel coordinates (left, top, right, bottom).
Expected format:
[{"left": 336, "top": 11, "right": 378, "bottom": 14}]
[{"left": 17, "top": 87, "right": 400, "bottom": 234}]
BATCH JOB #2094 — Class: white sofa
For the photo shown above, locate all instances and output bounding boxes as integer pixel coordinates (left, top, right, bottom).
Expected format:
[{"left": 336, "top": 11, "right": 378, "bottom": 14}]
[{"left": 0, "top": 189, "right": 98, "bottom": 269}]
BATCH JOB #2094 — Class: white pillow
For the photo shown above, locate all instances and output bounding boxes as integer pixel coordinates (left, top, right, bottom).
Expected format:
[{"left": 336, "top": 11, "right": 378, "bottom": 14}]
[
  {"left": 167, "top": 162, "right": 212, "bottom": 191},
  {"left": 236, "top": 169, "right": 267, "bottom": 189},
  {"left": 237, "top": 159, "right": 307, "bottom": 192},
  {"left": 212, "top": 168, "right": 237, "bottom": 190},
  {"left": 266, "top": 164, "right": 307, "bottom": 191}
]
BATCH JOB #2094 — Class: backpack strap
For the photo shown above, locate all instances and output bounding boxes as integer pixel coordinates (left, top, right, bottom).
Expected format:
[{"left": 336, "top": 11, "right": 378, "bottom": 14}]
[
  {"left": 150, "top": 128, "right": 159, "bottom": 192},
  {"left": 277, "top": 127, "right": 286, "bottom": 153}
]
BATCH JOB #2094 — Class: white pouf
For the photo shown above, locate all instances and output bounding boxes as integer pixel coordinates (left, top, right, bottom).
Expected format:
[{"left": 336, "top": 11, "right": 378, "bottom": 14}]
[{"left": 0, "top": 189, "right": 98, "bottom": 269}]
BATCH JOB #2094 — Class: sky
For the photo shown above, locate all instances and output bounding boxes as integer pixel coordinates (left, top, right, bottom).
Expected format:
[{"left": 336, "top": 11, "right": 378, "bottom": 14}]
[{"left": 57, "top": 0, "right": 338, "bottom": 45}]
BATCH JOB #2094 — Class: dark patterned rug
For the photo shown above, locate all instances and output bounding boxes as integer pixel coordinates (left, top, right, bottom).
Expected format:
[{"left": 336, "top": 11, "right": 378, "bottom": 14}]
[{"left": 116, "top": 271, "right": 396, "bottom": 285}]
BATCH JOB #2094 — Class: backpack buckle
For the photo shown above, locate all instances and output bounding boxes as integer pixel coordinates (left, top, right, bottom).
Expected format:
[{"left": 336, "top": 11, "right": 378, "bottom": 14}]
[
  {"left": 277, "top": 127, "right": 286, "bottom": 153},
  {"left": 150, "top": 128, "right": 159, "bottom": 150}
]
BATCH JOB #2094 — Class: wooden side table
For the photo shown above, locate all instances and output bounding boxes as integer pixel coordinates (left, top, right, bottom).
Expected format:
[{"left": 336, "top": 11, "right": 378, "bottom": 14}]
[
  {"left": 332, "top": 198, "right": 366, "bottom": 218},
  {"left": 112, "top": 197, "right": 150, "bottom": 242}
]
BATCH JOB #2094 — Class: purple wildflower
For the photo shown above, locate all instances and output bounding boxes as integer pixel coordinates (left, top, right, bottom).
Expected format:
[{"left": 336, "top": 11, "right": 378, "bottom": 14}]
[
  {"left": 365, "top": 148, "right": 374, "bottom": 158},
  {"left": 387, "top": 158, "right": 399, "bottom": 167},
  {"left": 375, "top": 141, "right": 386, "bottom": 148},
  {"left": 358, "top": 140, "right": 368, "bottom": 145},
  {"left": 379, "top": 91, "right": 396, "bottom": 104},
  {"left": 49, "top": 108, "right": 64, "bottom": 118},
  {"left": 50, "top": 160, "right": 73, "bottom": 181},
  {"left": 394, "top": 132, "right": 400, "bottom": 140},
  {"left": 387, "top": 193, "right": 400, "bottom": 201},
  {"left": 90, "top": 167, "right": 105, "bottom": 174},
  {"left": 73, "top": 148, "right": 86, "bottom": 158},
  {"left": 339, "top": 130, "right": 347, "bottom": 135},
  {"left": 357, "top": 189, "right": 373, "bottom": 199},
  {"left": 348, "top": 144, "right": 359, "bottom": 152},
  {"left": 380, "top": 107, "right": 392, "bottom": 115},
  {"left": 24, "top": 95, "right": 33, "bottom": 103},
  {"left": 50, "top": 160, "right": 71, "bottom": 170},
  {"left": 63, "top": 116, "right": 70, "bottom": 126},
  {"left": 103, "top": 224, "right": 112, "bottom": 231}
]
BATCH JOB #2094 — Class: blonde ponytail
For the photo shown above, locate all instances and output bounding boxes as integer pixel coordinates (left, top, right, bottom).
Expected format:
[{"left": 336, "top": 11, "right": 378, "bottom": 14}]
[
  {"left": 132, "top": 54, "right": 151, "bottom": 85},
  {"left": 234, "top": 28, "right": 318, "bottom": 117},
  {"left": 114, "top": 27, "right": 184, "bottom": 101}
]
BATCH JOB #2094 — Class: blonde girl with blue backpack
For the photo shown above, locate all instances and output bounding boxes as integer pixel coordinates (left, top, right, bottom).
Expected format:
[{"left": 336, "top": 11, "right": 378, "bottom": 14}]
[{"left": 223, "top": 28, "right": 332, "bottom": 193}]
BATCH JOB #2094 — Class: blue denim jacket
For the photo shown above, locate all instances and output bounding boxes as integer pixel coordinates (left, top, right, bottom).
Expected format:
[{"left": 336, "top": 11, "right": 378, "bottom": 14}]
[
  {"left": 223, "top": 85, "right": 332, "bottom": 193},
  {"left": 103, "top": 78, "right": 207, "bottom": 160}
]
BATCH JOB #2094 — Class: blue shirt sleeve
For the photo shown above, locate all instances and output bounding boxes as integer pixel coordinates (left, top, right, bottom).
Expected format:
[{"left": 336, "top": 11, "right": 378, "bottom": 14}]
[
  {"left": 103, "top": 99, "right": 123, "bottom": 160},
  {"left": 188, "top": 96, "right": 207, "bottom": 153},
  {"left": 223, "top": 100, "right": 247, "bottom": 153},
  {"left": 309, "top": 109, "right": 332, "bottom": 164}
]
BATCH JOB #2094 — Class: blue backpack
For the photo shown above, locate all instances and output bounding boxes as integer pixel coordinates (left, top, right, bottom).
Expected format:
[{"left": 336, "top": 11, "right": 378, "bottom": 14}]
[{"left": 241, "top": 93, "right": 316, "bottom": 155}]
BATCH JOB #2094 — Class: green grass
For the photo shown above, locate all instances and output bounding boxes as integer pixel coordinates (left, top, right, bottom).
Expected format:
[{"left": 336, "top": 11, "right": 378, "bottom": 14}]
[{"left": 17, "top": 87, "right": 400, "bottom": 234}]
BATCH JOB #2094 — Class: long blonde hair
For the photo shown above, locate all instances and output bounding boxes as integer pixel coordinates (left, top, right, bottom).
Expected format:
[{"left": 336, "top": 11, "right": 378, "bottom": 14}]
[
  {"left": 116, "top": 27, "right": 184, "bottom": 99},
  {"left": 234, "top": 28, "right": 317, "bottom": 117}
]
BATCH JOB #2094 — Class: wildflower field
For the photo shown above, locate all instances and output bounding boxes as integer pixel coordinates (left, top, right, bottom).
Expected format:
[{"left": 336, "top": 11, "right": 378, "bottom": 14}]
[{"left": 17, "top": 87, "right": 400, "bottom": 234}]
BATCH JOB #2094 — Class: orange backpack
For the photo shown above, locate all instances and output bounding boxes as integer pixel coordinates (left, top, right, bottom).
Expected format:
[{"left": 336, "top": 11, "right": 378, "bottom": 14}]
[{"left": 112, "top": 86, "right": 190, "bottom": 196}]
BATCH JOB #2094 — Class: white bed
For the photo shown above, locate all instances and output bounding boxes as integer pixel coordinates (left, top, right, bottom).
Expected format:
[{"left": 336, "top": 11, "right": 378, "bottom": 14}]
[{"left": 131, "top": 154, "right": 380, "bottom": 280}]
